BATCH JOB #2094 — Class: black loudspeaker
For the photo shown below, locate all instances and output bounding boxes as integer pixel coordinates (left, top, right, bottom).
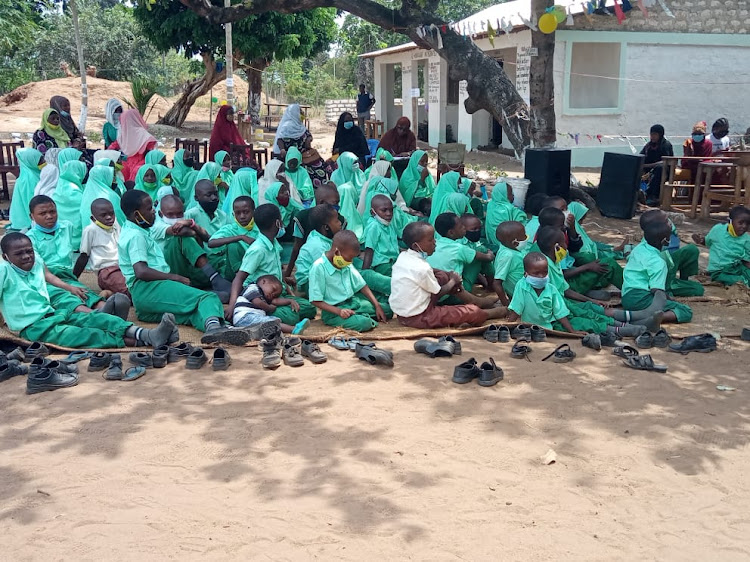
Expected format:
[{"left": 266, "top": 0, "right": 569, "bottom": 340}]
[
  {"left": 597, "top": 152, "right": 645, "bottom": 219},
  {"left": 524, "top": 148, "right": 571, "bottom": 200}
]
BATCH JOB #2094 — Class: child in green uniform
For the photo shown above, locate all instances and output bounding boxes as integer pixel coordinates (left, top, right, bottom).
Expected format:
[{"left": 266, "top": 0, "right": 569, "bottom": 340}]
[
  {"left": 208, "top": 196, "right": 260, "bottom": 280},
  {"left": 622, "top": 221, "right": 691, "bottom": 324},
  {"left": 184, "top": 179, "right": 228, "bottom": 236},
  {"left": 492, "top": 221, "right": 528, "bottom": 305},
  {"left": 484, "top": 180, "right": 527, "bottom": 250},
  {"left": 228, "top": 204, "right": 317, "bottom": 326},
  {"left": 507, "top": 252, "right": 585, "bottom": 335},
  {"left": 1, "top": 232, "right": 177, "bottom": 349},
  {"left": 427, "top": 212, "right": 494, "bottom": 291},
  {"left": 118, "top": 189, "right": 239, "bottom": 345},
  {"left": 151, "top": 194, "right": 233, "bottom": 297},
  {"left": 460, "top": 214, "right": 495, "bottom": 291},
  {"left": 309, "top": 230, "right": 391, "bottom": 332},
  {"left": 362, "top": 195, "right": 400, "bottom": 277},
  {"left": 697, "top": 205, "right": 750, "bottom": 286},
  {"left": 568, "top": 201, "right": 629, "bottom": 260},
  {"left": 294, "top": 204, "right": 342, "bottom": 296},
  {"left": 522, "top": 193, "right": 548, "bottom": 241}
]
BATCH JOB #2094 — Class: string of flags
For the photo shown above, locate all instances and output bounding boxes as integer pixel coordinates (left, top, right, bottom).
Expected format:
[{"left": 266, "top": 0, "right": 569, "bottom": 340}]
[{"left": 414, "top": 0, "right": 674, "bottom": 48}]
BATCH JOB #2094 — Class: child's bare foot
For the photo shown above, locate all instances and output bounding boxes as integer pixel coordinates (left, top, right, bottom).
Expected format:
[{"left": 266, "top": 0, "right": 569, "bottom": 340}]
[
  {"left": 613, "top": 236, "right": 630, "bottom": 253},
  {"left": 691, "top": 233, "right": 706, "bottom": 245}
]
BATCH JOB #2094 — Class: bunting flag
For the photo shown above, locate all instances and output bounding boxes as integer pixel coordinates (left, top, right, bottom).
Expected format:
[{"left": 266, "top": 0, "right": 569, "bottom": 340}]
[
  {"left": 637, "top": 0, "right": 649, "bottom": 16},
  {"left": 487, "top": 19, "right": 496, "bottom": 46},
  {"left": 656, "top": 0, "right": 675, "bottom": 16},
  {"left": 613, "top": 0, "right": 626, "bottom": 23},
  {"left": 566, "top": 5, "right": 575, "bottom": 25}
]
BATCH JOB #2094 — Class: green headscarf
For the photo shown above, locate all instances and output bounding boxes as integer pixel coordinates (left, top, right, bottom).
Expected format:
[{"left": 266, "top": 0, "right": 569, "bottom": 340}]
[
  {"left": 330, "top": 152, "right": 365, "bottom": 196},
  {"left": 364, "top": 148, "right": 397, "bottom": 181},
  {"left": 284, "top": 146, "right": 314, "bottom": 203},
  {"left": 8, "top": 148, "right": 43, "bottom": 230},
  {"left": 214, "top": 150, "right": 235, "bottom": 187},
  {"left": 485, "top": 180, "right": 528, "bottom": 248},
  {"left": 145, "top": 149, "right": 166, "bottom": 166},
  {"left": 39, "top": 108, "right": 70, "bottom": 148},
  {"left": 223, "top": 168, "right": 258, "bottom": 214},
  {"left": 53, "top": 160, "right": 88, "bottom": 247},
  {"left": 337, "top": 182, "right": 364, "bottom": 240},
  {"left": 398, "top": 150, "right": 435, "bottom": 206},
  {"left": 134, "top": 164, "right": 160, "bottom": 200},
  {"left": 190, "top": 161, "right": 223, "bottom": 210},
  {"left": 171, "top": 148, "right": 198, "bottom": 203},
  {"left": 428, "top": 171, "right": 462, "bottom": 224},
  {"left": 57, "top": 147, "right": 82, "bottom": 168},
  {"left": 80, "top": 165, "right": 125, "bottom": 227},
  {"left": 568, "top": 200, "right": 598, "bottom": 256},
  {"left": 264, "top": 181, "right": 302, "bottom": 225},
  {"left": 443, "top": 192, "right": 471, "bottom": 217}
]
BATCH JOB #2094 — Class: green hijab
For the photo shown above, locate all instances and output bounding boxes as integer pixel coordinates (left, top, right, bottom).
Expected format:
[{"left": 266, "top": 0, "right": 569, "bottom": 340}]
[
  {"left": 171, "top": 148, "right": 198, "bottom": 203},
  {"left": 330, "top": 152, "right": 365, "bottom": 196},
  {"left": 485, "top": 180, "right": 527, "bottom": 248},
  {"left": 264, "top": 181, "right": 303, "bottom": 225},
  {"left": 40, "top": 108, "right": 70, "bottom": 148},
  {"left": 214, "top": 149, "right": 235, "bottom": 187},
  {"left": 568, "top": 200, "right": 598, "bottom": 256},
  {"left": 364, "top": 148, "right": 397, "bottom": 181},
  {"left": 134, "top": 164, "right": 160, "bottom": 200},
  {"left": 429, "top": 171, "right": 462, "bottom": 224},
  {"left": 8, "top": 148, "right": 43, "bottom": 230},
  {"left": 337, "top": 182, "right": 364, "bottom": 240},
  {"left": 443, "top": 192, "right": 472, "bottom": 217},
  {"left": 80, "top": 165, "right": 125, "bottom": 227},
  {"left": 285, "top": 146, "right": 314, "bottom": 203},
  {"left": 57, "top": 147, "right": 82, "bottom": 168},
  {"left": 145, "top": 149, "right": 167, "bottom": 166},
  {"left": 223, "top": 168, "right": 258, "bottom": 214},
  {"left": 53, "top": 160, "right": 88, "bottom": 247},
  {"left": 398, "top": 150, "right": 435, "bottom": 206}
]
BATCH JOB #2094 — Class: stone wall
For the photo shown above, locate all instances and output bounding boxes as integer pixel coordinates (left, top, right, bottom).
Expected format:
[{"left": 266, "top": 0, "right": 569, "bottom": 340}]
[{"left": 324, "top": 99, "right": 375, "bottom": 124}]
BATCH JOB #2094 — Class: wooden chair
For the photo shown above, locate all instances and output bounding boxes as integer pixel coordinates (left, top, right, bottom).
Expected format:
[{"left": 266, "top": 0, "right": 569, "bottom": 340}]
[
  {"left": 700, "top": 153, "right": 750, "bottom": 218},
  {"left": 0, "top": 140, "right": 24, "bottom": 201},
  {"left": 253, "top": 147, "right": 269, "bottom": 171},
  {"left": 659, "top": 155, "right": 738, "bottom": 218},
  {"left": 364, "top": 120, "right": 385, "bottom": 140},
  {"left": 229, "top": 143, "right": 259, "bottom": 172},
  {"left": 174, "top": 138, "right": 208, "bottom": 168},
  {"left": 436, "top": 142, "right": 466, "bottom": 180}
]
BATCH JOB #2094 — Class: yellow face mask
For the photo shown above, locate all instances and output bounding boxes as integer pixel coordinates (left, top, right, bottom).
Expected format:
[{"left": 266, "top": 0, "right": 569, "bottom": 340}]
[
  {"left": 332, "top": 252, "right": 352, "bottom": 269},
  {"left": 94, "top": 219, "right": 114, "bottom": 231},
  {"left": 728, "top": 221, "right": 738, "bottom": 237},
  {"left": 48, "top": 123, "right": 61, "bottom": 130},
  {"left": 162, "top": 177, "right": 172, "bottom": 185},
  {"left": 214, "top": 177, "right": 222, "bottom": 186},
  {"left": 38, "top": 162, "right": 47, "bottom": 170},
  {"left": 114, "top": 162, "right": 124, "bottom": 171},
  {"left": 554, "top": 244, "right": 568, "bottom": 264},
  {"left": 236, "top": 217, "right": 255, "bottom": 231}
]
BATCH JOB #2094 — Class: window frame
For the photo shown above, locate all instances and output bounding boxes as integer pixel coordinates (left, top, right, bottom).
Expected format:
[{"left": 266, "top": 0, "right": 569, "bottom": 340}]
[{"left": 563, "top": 40, "right": 627, "bottom": 116}]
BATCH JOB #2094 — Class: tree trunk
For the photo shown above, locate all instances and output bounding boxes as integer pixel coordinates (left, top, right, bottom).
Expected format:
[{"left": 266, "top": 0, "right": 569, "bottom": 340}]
[
  {"left": 356, "top": 57, "right": 374, "bottom": 91},
  {"left": 244, "top": 58, "right": 269, "bottom": 126},
  {"left": 157, "top": 52, "right": 226, "bottom": 128},
  {"left": 529, "top": 0, "right": 557, "bottom": 148}
]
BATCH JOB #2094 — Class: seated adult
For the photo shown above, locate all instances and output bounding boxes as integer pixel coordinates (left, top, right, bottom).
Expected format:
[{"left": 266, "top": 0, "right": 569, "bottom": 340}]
[
  {"left": 378, "top": 117, "right": 416, "bottom": 157},
  {"left": 707, "top": 118, "right": 730, "bottom": 155},
  {"left": 108, "top": 109, "right": 157, "bottom": 182},
  {"left": 208, "top": 105, "right": 256, "bottom": 168},
  {"left": 640, "top": 124, "right": 673, "bottom": 206},
  {"left": 681, "top": 121, "right": 714, "bottom": 181},
  {"left": 332, "top": 112, "right": 369, "bottom": 162},
  {"left": 33, "top": 109, "right": 70, "bottom": 154},
  {"left": 50, "top": 96, "right": 85, "bottom": 148},
  {"left": 300, "top": 134, "right": 331, "bottom": 190},
  {"left": 103, "top": 98, "right": 123, "bottom": 149},
  {"left": 272, "top": 103, "right": 311, "bottom": 158}
]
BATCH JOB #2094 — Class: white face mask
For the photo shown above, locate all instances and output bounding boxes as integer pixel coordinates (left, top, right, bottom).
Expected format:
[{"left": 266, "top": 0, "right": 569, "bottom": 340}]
[
  {"left": 161, "top": 215, "right": 182, "bottom": 226},
  {"left": 372, "top": 213, "right": 391, "bottom": 227},
  {"left": 562, "top": 210, "right": 572, "bottom": 223},
  {"left": 514, "top": 238, "right": 528, "bottom": 251}
]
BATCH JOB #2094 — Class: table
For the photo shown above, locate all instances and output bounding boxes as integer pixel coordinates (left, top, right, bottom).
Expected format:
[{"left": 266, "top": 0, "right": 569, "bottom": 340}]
[
  {"left": 263, "top": 103, "right": 311, "bottom": 131},
  {"left": 659, "top": 155, "right": 737, "bottom": 218}
]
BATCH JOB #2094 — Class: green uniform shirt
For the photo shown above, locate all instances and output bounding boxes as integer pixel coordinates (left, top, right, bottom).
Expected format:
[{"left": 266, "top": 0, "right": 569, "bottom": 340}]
[
  {"left": 26, "top": 221, "right": 75, "bottom": 276},
  {"left": 508, "top": 277, "right": 570, "bottom": 330},
  {"left": 308, "top": 255, "right": 366, "bottom": 306},
  {"left": 426, "top": 235, "right": 476, "bottom": 275},
  {"left": 0, "top": 256, "right": 55, "bottom": 332},
  {"left": 239, "top": 232, "right": 282, "bottom": 281},
  {"left": 210, "top": 221, "right": 260, "bottom": 249},
  {"left": 545, "top": 254, "right": 570, "bottom": 294},
  {"left": 185, "top": 205, "right": 228, "bottom": 237},
  {"left": 118, "top": 221, "right": 171, "bottom": 287},
  {"left": 296, "top": 230, "right": 333, "bottom": 288},
  {"left": 622, "top": 239, "right": 668, "bottom": 296},
  {"left": 525, "top": 216, "right": 540, "bottom": 241},
  {"left": 706, "top": 223, "right": 750, "bottom": 272},
  {"left": 493, "top": 244, "right": 525, "bottom": 296},
  {"left": 363, "top": 218, "right": 400, "bottom": 268}
]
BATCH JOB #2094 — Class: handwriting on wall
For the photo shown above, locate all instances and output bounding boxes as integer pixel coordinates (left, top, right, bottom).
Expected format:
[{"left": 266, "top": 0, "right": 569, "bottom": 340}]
[
  {"left": 515, "top": 46, "right": 533, "bottom": 104},
  {"left": 428, "top": 60, "right": 441, "bottom": 104}
]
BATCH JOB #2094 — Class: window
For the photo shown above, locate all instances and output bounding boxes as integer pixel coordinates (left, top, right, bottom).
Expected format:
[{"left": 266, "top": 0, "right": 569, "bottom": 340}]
[
  {"left": 567, "top": 42, "right": 622, "bottom": 111},
  {"left": 447, "top": 77, "right": 460, "bottom": 104}
]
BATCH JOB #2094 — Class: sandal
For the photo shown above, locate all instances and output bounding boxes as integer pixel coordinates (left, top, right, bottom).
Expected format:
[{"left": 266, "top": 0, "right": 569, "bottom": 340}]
[
  {"left": 61, "top": 350, "right": 92, "bottom": 364},
  {"left": 612, "top": 344, "right": 639, "bottom": 358},
  {"left": 511, "top": 340, "right": 532, "bottom": 361},
  {"left": 122, "top": 366, "right": 147, "bottom": 381},
  {"left": 621, "top": 354, "right": 668, "bottom": 373},
  {"left": 542, "top": 344, "right": 576, "bottom": 363},
  {"left": 327, "top": 336, "right": 349, "bottom": 351},
  {"left": 346, "top": 337, "right": 361, "bottom": 351}
]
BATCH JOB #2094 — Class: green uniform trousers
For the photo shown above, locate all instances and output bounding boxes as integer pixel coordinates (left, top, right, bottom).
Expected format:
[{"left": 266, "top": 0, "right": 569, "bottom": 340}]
[
  {"left": 667, "top": 245, "right": 704, "bottom": 297},
  {"left": 463, "top": 259, "right": 494, "bottom": 291},
  {"left": 622, "top": 289, "right": 693, "bottom": 323},
  {"left": 553, "top": 299, "right": 614, "bottom": 333},
  {"left": 569, "top": 252, "right": 624, "bottom": 293},
  {"left": 216, "top": 240, "right": 246, "bottom": 280},
  {"left": 130, "top": 279, "right": 224, "bottom": 332},
  {"left": 161, "top": 236, "right": 213, "bottom": 290},
  {"left": 48, "top": 270, "right": 103, "bottom": 310},
  {"left": 21, "top": 309, "right": 131, "bottom": 349},
  {"left": 710, "top": 262, "right": 750, "bottom": 286},
  {"left": 273, "top": 291, "right": 317, "bottom": 326},
  {"left": 359, "top": 268, "right": 392, "bottom": 296},
  {"left": 320, "top": 293, "right": 393, "bottom": 332}
]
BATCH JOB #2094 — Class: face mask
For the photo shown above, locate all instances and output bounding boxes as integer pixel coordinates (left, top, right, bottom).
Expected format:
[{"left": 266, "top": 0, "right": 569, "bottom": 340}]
[
  {"left": 692, "top": 134, "right": 705, "bottom": 143},
  {"left": 214, "top": 177, "right": 222, "bottom": 186},
  {"left": 33, "top": 221, "right": 59, "bottom": 234},
  {"left": 332, "top": 252, "right": 352, "bottom": 269},
  {"left": 465, "top": 230, "right": 481, "bottom": 243},
  {"left": 525, "top": 274, "right": 549, "bottom": 290},
  {"left": 221, "top": 166, "right": 230, "bottom": 172},
  {"left": 331, "top": 204, "right": 340, "bottom": 212},
  {"left": 554, "top": 244, "right": 568, "bottom": 264},
  {"left": 728, "top": 221, "right": 738, "bottom": 237},
  {"left": 199, "top": 200, "right": 219, "bottom": 215},
  {"left": 162, "top": 177, "right": 172, "bottom": 185},
  {"left": 412, "top": 243, "right": 428, "bottom": 259},
  {"left": 352, "top": 162, "right": 360, "bottom": 171},
  {"left": 160, "top": 216, "right": 182, "bottom": 226},
  {"left": 135, "top": 210, "right": 153, "bottom": 228},
  {"left": 514, "top": 238, "right": 528, "bottom": 251},
  {"left": 276, "top": 221, "right": 286, "bottom": 239},
  {"left": 372, "top": 213, "right": 391, "bottom": 227},
  {"left": 715, "top": 130, "right": 728, "bottom": 139},
  {"left": 344, "top": 121, "right": 354, "bottom": 130},
  {"left": 60, "top": 110, "right": 70, "bottom": 117},
  {"left": 236, "top": 217, "right": 255, "bottom": 231},
  {"left": 94, "top": 219, "right": 113, "bottom": 231},
  {"left": 48, "top": 123, "right": 61, "bottom": 130},
  {"left": 416, "top": 165, "right": 425, "bottom": 173},
  {"left": 38, "top": 162, "right": 47, "bottom": 170},
  {"left": 563, "top": 210, "right": 572, "bottom": 223},
  {"left": 113, "top": 113, "right": 120, "bottom": 123},
  {"left": 114, "top": 162, "right": 124, "bottom": 171},
  {"left": 183, "top": 157, "right": 194, "bottom": 168},
  {"left": 9, "top": 262, "right": 30, "bottom": 277},
  {"left": 143, "top": 181, "right": 157, "bottom": 190}
]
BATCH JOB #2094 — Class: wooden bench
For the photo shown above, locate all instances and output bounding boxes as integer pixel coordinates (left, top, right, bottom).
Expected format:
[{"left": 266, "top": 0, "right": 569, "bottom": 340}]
[
  {"left": 174, "top": 138, "right": 208, "bottom": 168},
  {"left": 659, "top": 155, "right": 738, "bottom": 218},
  {"left": 0, "top": 140, "right": 24, "bottom": 201}
]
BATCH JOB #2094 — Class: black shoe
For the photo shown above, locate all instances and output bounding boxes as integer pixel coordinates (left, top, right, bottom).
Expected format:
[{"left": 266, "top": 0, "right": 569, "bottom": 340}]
[
  {"left": 742, "top": 327, "right": 750, "bottom": 341},
  {"left": 186, "top": 348, "right": 208, "bottom": 369},
  {"left": 201, "top": 325, "right": 252, "bottom": 346},
  {"left": 668, "top": 333, "right": 717, "bottom": 355},
  {"left": 483, "top": 324, "right": 500, "bottom": 343},
  {"left": 152, "top": 345, "right": 169, "bottom": 368},
  {"left": 439, "top": 335, "right": 462, "bottom": 355},
  {"left": 652, "top": 329, "right": 672, "bottom": 348},
  {"left": 26, "top": 368, "right": 79, "bottom": 394},
  {"left": 477, "top": 358, "right": 504, "bottom": 387},
  {"left": 0, "top": 360, "right": 28, "bottom": 382},
  {"left": 530, "top": 325, "right": 546, "bottom": 343},
  {"left": 88, "top": 351, "right": 112, "bottom": 372},
  {"left": 511, "top": 324, "right": 531, "bottom": 340},
  {"left": 24, "top": 342, "right": 50, "bottom": 362},
  {"left": 7, "top": 347, "right": 25, "bottom": 362},
  {"left": 452, "top": 358, "right": 481, "bottom": 384},
  {"left": 497, "top": 326, "right": 511, "bottom": 343},
  {"left": 168, "top": 342, "right": 193, "bottom": 362},
  {"left": 635, "top": 331, "right": 654, "bottom": 349},
  {"left": 29, "top": 357, "right": 78, "bottom": 376},
  {"left": 103, "top": 354, "right": 123, "bottom": 381},
  {"left": 129, "top": 352, "right": 154, "bottom": 368},
  {"left": 212, "top": 347, "right": 232, "bottom": 371}
]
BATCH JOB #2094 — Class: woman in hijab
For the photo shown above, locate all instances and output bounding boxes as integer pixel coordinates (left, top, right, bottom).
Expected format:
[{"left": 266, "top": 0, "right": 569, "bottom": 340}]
[
  {"left": 398, "top": 150, "right": 435, "bottom": 206},
  {"left": 264, "top": 179, "right": 302, "bottom": 243},
  {"left": 209, "top": 105, "right": 255, "bottom": 166},
  {"left": 34, "top": 148, "right": 62, "bottom": 198},
  {"left": 299, "top": 133, "right": 331, "bottom": 189},
  {"left": 332, "top": 112, "right": 369, "bottom": 160},
  {"left": 681, "top": 121, "right": 714, "bottom": 181},
  {"left": 223, "top": 168, "right": 259, "bottom": 213},
  {"left": 285, "top": 147, "right": 314, "bottom": 206},
  {"left": 485, "top": 180, "right": 527, "bottom": 250},
  {"left": 8, "top": 148, "right": 44, "bottom": 231},
  {"left": 378, "top": 116, "right": 417, "bottom": 157},
  {"left": 49, "top": 96, "right": 85, "bottom": 145},
  {"left": 80, "top": 165, "right": 125, "bottom": 227},
  {"left": 272, "top": 103, "right": 311, "bottom": 157},
  {"left": 640, "top": 124, "right": 674, "bottom": 206},
  {"left": 109, "top": 109, "right": 157, "bottom": 182},
  {"left": 330, "top": 151, "right": 365, "bottom": 196},
  {"left": 33, "top": 109, "right": 70, "bottom": 153},
  {"left": 171, "top": 149, "right": 199, "bottom": 203},
  {"left": 103, "top": 98, "right": 123, "bottom": 148},
  {"left": 53, "top": 160, "right": 88, "bottom": 247}
]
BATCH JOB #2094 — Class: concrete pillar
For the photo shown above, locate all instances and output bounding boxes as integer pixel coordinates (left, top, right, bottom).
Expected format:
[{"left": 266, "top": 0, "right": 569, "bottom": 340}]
[
  {"left": 373, "top": 62, "right": 385, "bottom": 125},
  {"left": 401, "top": 60, "right": 420, "bottom": 133},
  {"left": 427, "top": 57, "right": 447, "bottom": 147},
  {"left": 457, "top": 80, "right": 472, "bottom": 148}
]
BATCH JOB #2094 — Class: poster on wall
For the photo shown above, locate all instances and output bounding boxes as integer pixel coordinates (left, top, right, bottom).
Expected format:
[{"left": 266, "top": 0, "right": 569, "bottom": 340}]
[
  {"left": 515, "top": 46, "right": 532, "bottom": 104},
  {"left": 428, "top": 59, "right": 441, "bottom": 105}
]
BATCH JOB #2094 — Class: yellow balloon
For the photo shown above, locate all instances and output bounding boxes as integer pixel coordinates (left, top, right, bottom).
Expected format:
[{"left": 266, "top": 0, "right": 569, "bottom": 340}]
[
  {"left": 553, "top": 5, "right": 567, "bottom": 23},
  {"left": 220, "top": 100, "right": 228, "bottom": 105},
  {"left": 538, "top": 12, "right": 558, "bottom": 34}
]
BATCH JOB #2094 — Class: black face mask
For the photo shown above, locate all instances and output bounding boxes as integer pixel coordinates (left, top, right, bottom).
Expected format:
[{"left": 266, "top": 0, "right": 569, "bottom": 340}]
[
  {"left": 184, "top": 157, "right": 195, "bottom": 168},
  {"left": 465, "top": 229, "right": 482, "bottom": 243},
  {"left": 199, "top": 200, "right": 219, "bottom": 215}
]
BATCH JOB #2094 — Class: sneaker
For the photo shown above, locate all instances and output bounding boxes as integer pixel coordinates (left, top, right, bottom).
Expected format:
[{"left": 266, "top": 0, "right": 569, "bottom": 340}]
[
  {"left": 103, "top": 354, "right": 124, "bottom": 381},
  {"left": 7, "top": 347, "right": 25, "bottom": 362},
  {"left": 186, "top": 348, "right": 208, "bottom": 369},
  {"left": 87, "top": 351, "right": 112, "bottom": 372},
  {"left": 168, "top": 342, "right": 193, "bottom": 362},
  {"left": 668, "top": 333, "right": 717, "bottom": 355},
  {"left": 452, "top": 358, "right": 481, "bottom": 384},
  {"left": 530, "top": 325, "right": 546, "bottom": 343},
  {"left": 26, "top": 368, "right": 79, "bottom": 394},
  {"left": 301, "top": 340, "right": 327, "bottom": 364},
  {"left": 0, "top": 360, "right": 28, "bottom": 382},
  {"left": 483, "top": 324, "right": 500, "bottom": 343},
  {"left": 511, "top": 324, "right": 531, "bottom": 340},
  {"left": 497, "top": 326, "right": 511, "bottom": 343},
  {"left": 260, "top": 326, "right": 283, "bottom": 370},
  {"left": 152, "top": 345, "right": 170, "bottom": 367},
  {"left": 129, "top": 352, "right": 154, "bottom": 368},
  {"left": 24, "top": 342, "right": 50, "bottom": 362},
  {"left": 212, "top": 347, "right": 232, "bottom": 371},
  {"left": 477, "top": 358, "right": 504, "bottom": 387},
  {"left": 283, "top": 338, "right": 304, "bottom": 367},
  {"left": 652, "top": 329, "right": 672, "bottom": 348}
]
